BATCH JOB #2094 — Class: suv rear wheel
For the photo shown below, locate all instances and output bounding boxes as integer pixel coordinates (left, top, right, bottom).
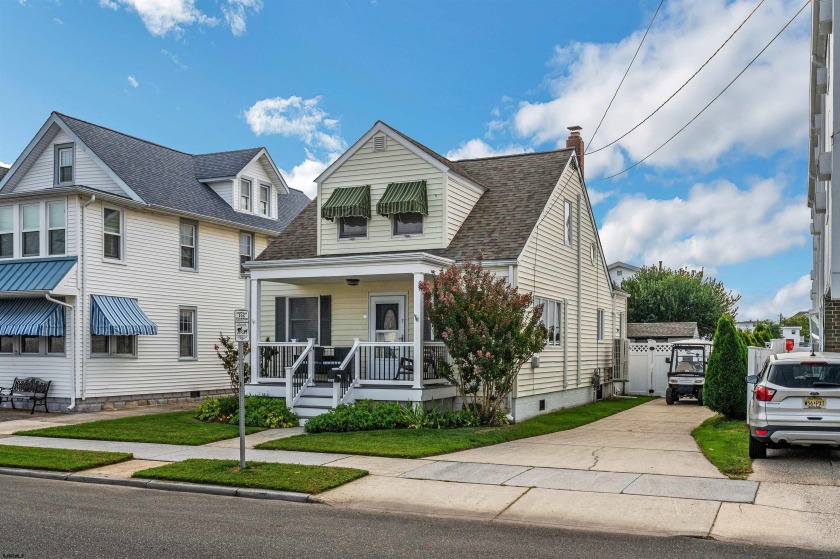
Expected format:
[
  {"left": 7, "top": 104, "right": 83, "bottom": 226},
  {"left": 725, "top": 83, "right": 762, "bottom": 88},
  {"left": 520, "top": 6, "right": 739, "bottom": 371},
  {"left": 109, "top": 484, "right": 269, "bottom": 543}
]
[{"left": 749, "top": 436, "right": 767, "bottom": 459}]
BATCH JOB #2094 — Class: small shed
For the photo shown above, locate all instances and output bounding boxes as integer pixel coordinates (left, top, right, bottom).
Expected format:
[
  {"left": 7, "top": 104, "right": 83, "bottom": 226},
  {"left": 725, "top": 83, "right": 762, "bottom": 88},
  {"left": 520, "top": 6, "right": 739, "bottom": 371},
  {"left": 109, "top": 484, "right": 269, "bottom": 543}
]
[{"left": 626, "top": 322, "right": 699, "bottom": 343}]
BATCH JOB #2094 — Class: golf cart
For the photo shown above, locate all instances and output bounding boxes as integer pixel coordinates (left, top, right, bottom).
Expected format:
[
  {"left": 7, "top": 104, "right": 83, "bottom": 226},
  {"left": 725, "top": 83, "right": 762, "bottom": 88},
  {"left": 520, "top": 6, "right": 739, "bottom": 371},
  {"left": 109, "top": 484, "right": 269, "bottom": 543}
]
[{"left": 665, "top": 339, "right": 713, "bottom": 406}]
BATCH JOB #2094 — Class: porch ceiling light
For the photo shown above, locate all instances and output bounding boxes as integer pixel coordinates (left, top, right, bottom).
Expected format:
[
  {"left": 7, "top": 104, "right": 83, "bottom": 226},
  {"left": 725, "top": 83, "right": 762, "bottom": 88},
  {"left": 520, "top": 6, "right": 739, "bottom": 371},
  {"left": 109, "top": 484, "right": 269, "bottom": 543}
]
[{"left": 346, "top": 278, "right": 360, "bottom": 286}]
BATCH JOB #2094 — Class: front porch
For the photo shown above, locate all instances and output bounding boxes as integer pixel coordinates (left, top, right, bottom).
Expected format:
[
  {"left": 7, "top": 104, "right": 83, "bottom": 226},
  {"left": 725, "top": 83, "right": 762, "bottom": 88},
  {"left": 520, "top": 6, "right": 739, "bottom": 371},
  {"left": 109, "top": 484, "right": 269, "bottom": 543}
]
[{"left": 246, "top": 253, "right": 459, "bottom": 419}]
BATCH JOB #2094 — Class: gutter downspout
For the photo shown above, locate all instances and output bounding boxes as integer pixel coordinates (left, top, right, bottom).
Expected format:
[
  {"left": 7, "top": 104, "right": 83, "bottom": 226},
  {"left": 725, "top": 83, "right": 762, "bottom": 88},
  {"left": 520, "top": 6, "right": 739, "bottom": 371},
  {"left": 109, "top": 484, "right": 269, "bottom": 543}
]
[
  {"left": 576, "top": 194, "right": 582, "bottom": 387},
  {"left": 80, "top": 195, "right": 96, "bottom": 402},
  {"left": 45, "top": 294, "right": 75, "bottom": 410}
]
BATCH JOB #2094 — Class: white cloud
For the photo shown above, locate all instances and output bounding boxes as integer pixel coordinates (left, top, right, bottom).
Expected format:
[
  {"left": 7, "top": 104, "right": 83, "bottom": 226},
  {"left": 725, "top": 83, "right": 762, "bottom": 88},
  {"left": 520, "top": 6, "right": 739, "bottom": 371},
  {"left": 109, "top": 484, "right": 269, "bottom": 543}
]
[
  {"left": 0, "top": 161, "right": 11, "bottom": 169},
  {"left": 53, "top": 17, "right": 64, "bottom": 25},
  {"left": 103, "top": 0, "right": 218, "bottom": 37},
  {"left": 599, "top": 176, "right": 810, "bottom": 269},
  {"left": 127, "top": 75, "right": 139, "bottom": 88},
  {"left": 445, "top": 139, "right": 531, "bottom": 160},
  {"left": 161, "top": 49, "right": 187, "bottom": 70},
  {"left": 99, "top": 0, "right": 119, "bottom": 9},
  {"left": 222, "top": 0, "right": 262, "bottom": 37},
  {"left": 279, "top": 151, "right": 340, "bottom": 198},
  {"left": 587, "top": 188, "right": 616, "bottom": 206},
  {"left": 508, "top": 0, "right": 809, "bottom": 178},
  {"left": 739, "top": 275, "right": 811, "bottom": 320},
  {"left": 244, "top": 95, "right": 346, "bottom": 152}
]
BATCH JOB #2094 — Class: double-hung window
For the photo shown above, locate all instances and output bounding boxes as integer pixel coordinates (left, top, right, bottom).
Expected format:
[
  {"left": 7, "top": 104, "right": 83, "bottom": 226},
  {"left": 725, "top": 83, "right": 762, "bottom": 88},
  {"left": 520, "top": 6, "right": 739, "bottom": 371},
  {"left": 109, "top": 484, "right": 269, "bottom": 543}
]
[
  {"left": 597, "top": 309, "right": 605, "bottom": 341},
  {"left": 179, "top": 307, "right": 197, "bottom": 359},
  {"left": 392, "top": 213, "right": 423, "bottom": 236},
  {"left": 103, "top": 207, "right": 123, "bottom": 260},
  {"left": 338, "top": 216, "right": 367, "bottom": 239},
  {"left": 288, "top": 297, "right": 319, "bottom": 341},
  {"left": 564, "top": 200, "right": 573, "bottom": 246},
  {"left": 1, "top": 335, "right": 66, "bottom": 355},
  {"left": 55, "top": 144, "right": 74, "bottom": 185},
  {"left": 0, "top": 206, "right": 12, "bottom": 259},
  {"left": 239, "top": 232, "right": 254, "bottom": 274},
  {"left": 0, "top": 335, "right": 13, "bottom": 353},
  {"left": 179, "top": 220, "right": 197, "bottom": 271},
  {"left": 91, "top": 334, "right": 136, "bottom": 357},
  {"left": 259, "top": 183, "right": 270, "bottom": 215},
  {"left": 21, "top": 204, "right": 40, "bottom": 257},
  {"left": 535, "top": 298, "right": 563, "bottom": 346},
  {"left": 47, "top": 201, "right": 66, "bottom": 256},
  {"left": 240, "top": 179, "right": 252, "bottom": 211}
]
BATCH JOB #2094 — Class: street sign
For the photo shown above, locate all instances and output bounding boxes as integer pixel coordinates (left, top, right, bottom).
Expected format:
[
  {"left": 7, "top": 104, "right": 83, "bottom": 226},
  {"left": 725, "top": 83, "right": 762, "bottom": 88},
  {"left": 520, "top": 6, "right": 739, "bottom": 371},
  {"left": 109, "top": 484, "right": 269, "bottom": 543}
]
[
  {"left": 235, "top": 322, "right": 249, "bottom": 342},
  {"left": 234, "top": 309, "right": 249, "bottom": 323}
]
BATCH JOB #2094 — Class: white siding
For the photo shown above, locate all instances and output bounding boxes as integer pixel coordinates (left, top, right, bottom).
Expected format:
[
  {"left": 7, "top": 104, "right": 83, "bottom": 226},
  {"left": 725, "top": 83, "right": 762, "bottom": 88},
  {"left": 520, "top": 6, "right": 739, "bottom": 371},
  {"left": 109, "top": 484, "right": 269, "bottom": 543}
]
[
  {"left": 13, "top": 129, "right": 125, "bottom": 197},
  {"left": 446, "top": 175, "right": 483, "bottom": 244},
  {"left": 79, "top": 200, "right": 249, "bottom": 398},
  {"left": 319, "top": 134, "right": 446, "bottom": 254},
  {"left": 515, "top": 165, "right": 618, "bottom": 398},
  {"left": 207, "top": 180, "right": 234, "bottom": 209},
  {"left": 236, "top": 155, "right": 279, "bottom": 220}
]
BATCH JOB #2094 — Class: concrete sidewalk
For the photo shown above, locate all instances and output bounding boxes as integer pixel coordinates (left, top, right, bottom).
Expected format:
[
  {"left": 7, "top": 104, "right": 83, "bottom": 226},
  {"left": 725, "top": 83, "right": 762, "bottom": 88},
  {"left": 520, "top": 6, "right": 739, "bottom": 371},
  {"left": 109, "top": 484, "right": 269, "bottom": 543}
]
[{"left": 1, "top": 398, "right": 839, "bottom": 551}]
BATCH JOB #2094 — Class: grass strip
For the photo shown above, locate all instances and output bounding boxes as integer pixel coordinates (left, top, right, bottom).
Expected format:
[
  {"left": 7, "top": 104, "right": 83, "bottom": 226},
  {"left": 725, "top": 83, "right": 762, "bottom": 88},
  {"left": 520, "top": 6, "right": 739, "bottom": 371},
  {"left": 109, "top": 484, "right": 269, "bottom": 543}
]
[
  {"left": 692, "top": 415, "right": 752, "bottom": 480},
  {"left": 133, "top": 458, "right": 367, "bottom": 494},
  {"left": 0, "top": 444, "right": 132, "bottom": 472},
  {"left": 256, "top": 396, "right": 657, "bottom": 458},
  {"left": 17, "top": 411, "right": 262, "bottom": 446}
]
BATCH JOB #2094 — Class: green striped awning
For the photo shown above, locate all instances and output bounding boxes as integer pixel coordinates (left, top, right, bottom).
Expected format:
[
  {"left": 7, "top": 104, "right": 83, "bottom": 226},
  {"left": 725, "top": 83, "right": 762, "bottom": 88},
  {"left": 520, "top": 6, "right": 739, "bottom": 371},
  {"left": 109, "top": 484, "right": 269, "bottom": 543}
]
[
  {"left": 377, "top": 181, "right": 428, "bottom": 216},
  {"left": 321, "top": 185, "right": 371, "bottom": 221}
]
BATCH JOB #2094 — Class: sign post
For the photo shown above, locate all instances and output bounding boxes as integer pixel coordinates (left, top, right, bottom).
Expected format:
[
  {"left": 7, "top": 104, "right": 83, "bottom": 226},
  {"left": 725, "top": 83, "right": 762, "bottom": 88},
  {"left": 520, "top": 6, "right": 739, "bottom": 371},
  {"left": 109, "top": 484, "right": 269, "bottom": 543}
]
[{"left": 234, "top": 309, "right": 250, "bottom": 470}]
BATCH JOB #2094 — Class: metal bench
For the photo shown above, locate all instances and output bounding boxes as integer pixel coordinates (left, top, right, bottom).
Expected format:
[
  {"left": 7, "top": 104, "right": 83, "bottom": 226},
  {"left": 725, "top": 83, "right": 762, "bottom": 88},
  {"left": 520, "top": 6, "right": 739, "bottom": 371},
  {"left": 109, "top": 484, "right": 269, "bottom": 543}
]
[{"left": 0, "top": 377, "right": 51, "bottom": 414}]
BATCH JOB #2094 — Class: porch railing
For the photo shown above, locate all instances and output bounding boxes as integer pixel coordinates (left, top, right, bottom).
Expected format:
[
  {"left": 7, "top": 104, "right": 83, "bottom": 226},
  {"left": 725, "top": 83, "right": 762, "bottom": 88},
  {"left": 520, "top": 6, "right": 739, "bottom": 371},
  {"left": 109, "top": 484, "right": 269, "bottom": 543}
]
[
  {"left": 285, "top": 338, "right": 316, "bottom": 407},
  {"left": 257, "top": 342, "right": 310, "bottom": 380}
]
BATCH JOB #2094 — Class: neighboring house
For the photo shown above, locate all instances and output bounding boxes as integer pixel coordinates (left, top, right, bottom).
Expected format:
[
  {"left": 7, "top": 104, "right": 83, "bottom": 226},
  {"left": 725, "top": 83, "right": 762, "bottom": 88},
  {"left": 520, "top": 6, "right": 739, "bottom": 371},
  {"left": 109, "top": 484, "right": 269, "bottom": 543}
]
[
  {"left": 245, "top": 121, "right": 628, "bottom": 421},
  {"left": 0, "top": 112, "right": 309, "bottom": 412},
  {"left": 735, "top": 320, "right": 758, "bottom": 333},
  {"left": 607, "top": 261, "right": 640, "bottom": 287},
  {"left": 809, "top": 1, "right": 837, "bottom": 351},
  {"left": 626, "top": 322, "right": 699, "bottom": 343},
  {"left": 781, "top": 326, "right": 803, "bottom": 347}
]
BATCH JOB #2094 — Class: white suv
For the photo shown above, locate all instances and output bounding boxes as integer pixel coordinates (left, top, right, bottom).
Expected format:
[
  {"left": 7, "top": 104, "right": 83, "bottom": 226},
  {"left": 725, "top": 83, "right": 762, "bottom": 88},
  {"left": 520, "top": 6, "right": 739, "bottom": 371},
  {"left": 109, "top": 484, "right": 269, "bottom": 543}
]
[{"left": 746, "top": 352, "right": 840, "bottom": 459}]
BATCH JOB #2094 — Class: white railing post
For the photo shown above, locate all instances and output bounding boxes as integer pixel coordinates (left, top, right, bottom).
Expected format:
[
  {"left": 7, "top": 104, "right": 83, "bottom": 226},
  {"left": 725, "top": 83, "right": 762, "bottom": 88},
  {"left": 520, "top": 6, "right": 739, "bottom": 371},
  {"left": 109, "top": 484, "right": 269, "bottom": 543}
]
[
  {"left": 332, "top": 380, "right": 341, "bottom": 408},
  {"left": 249, "top": 278, "right": 260, "bottom": 384},
  {"left": 413, "top": 273, "right": 424, "bottom": 389},
  {"left": 353, "top": 338, "right": 361, "bottom": 386},
  {"left": 285, "top": 366, "right": 293, "bottom": 403},
  {"left": 307, "top": 337, "right": 316, "bottom": 386}
]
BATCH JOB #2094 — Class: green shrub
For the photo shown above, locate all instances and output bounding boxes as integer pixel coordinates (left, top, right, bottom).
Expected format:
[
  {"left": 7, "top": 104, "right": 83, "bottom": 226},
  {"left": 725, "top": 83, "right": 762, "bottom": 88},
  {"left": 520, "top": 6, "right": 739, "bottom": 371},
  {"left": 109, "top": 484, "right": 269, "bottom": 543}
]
[
  {"left": 304, "top": 400, "right": 481, "bottom": 433},
  {"left": 705, "top": 315, "right": 748, "bottom": 420},
  {"left": 195, "top": 395, "right": 298, "bottom": 428}
]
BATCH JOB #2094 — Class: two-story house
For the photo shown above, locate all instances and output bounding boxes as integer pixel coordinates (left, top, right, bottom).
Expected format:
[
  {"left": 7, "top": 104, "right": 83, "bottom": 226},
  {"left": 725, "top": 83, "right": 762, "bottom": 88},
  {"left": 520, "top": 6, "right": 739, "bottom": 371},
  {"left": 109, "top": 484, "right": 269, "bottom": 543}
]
[
  {"left": 0, "top": 112, "right": 309, "bottom": 412},
  {"left": 244, "top": 121, "right": 628, "bottom": 421}
]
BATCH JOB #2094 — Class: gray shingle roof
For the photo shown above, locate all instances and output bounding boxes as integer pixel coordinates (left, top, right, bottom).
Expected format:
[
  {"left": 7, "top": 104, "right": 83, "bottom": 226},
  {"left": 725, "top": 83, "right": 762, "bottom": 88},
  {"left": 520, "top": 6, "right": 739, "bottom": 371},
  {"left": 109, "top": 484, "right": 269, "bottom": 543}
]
[
  {"left": 55, "top": 113, "right": 305, "bottom": 234},
  {"left": 627, "top": 322, "right": 698, "bottom": 339},
  {"left": 256, "top": 138, "right": 574, "bottom": 262},
  {"left": 0, "top": 167, "right": 8, "bottom": 182}
]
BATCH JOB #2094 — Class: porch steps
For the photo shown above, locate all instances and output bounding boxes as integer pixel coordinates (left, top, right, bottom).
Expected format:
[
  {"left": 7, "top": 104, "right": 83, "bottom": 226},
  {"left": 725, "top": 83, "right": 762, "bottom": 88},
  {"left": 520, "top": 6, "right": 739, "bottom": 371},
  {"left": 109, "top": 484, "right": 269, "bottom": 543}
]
[{"left": 293, "top": 382, "right": 334, "bottom": 421}]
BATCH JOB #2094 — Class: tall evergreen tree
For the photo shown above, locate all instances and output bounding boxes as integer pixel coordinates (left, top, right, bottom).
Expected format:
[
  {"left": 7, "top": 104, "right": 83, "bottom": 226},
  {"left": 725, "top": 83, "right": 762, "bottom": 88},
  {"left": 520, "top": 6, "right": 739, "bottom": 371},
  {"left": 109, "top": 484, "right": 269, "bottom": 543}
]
[{"left": 705, "top": 315, "right": 748, "bottom": 419}]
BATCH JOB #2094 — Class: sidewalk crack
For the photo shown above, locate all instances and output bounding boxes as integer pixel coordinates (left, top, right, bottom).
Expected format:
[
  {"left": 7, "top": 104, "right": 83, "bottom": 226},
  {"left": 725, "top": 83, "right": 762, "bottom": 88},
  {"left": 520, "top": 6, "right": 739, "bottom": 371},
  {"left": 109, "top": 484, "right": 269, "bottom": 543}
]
[
  {"left": 492, "top": 487, "right": 531, "bottom": 520},
  {"left": 587, "top": 448, "right": 602, "bottom": 471}
]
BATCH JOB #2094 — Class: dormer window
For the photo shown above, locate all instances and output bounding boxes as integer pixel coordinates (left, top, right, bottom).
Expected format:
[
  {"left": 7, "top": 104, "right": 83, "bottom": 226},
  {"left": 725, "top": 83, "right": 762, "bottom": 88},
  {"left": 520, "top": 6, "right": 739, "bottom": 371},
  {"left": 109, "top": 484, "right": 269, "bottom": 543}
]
[
  {"left": 259, "top": 183, "right": 270, "bottom": 215},
  {"left": 392, "top": 213, "right": 423, "bottom": 236},
  {"left": 240, "top": 178, "right": 252, "bottom": 211},
  {"left": 55, "top": 144, "right": 74, "bottom": 186}
]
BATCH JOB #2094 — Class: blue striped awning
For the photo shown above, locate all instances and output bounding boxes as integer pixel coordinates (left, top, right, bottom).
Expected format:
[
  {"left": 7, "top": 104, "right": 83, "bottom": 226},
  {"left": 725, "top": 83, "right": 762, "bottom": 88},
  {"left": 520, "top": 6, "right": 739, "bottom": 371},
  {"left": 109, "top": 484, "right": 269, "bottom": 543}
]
[
  {"left": 0, "top": 298, "right": 65, "bottom": 336},
  {"left": 90, "top": 295, "right": 158, "bottom": 336}
]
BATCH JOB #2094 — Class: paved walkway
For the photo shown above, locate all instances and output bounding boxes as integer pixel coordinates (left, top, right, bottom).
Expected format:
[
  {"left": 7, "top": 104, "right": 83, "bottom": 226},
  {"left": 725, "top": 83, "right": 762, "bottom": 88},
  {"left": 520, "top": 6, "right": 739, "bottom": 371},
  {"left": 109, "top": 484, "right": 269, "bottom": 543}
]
[{"left": 1, "top": 398, "right": 838, "bottom": 551}]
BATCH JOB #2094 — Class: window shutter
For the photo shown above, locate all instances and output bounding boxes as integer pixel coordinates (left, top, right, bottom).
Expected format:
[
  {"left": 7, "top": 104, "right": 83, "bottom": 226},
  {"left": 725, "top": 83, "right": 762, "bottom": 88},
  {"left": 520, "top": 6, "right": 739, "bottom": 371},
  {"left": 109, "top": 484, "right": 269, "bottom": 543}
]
[
  {"left": 319, "top": 295, "right": 332, "bottom": 346},
  {"left": 275, "top": 297, "right": 286, "bottom": 342},
  {"left": 423, "top": 313, "right": 433, "bottom": 342}
]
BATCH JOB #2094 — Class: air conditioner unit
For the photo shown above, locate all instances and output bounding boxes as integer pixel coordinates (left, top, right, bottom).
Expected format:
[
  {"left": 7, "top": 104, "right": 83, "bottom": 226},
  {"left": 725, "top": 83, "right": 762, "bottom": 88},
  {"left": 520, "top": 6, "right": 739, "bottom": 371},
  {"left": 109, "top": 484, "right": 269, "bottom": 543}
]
[
  {"left": 820, "top": 0, "right": 833, "bottom": 35},
  {"left": 815, "top": 190, "right": 827, "bottom": 214},
  {"left": 818, "top": 152, "right": 832, "bottom": 181},
  {"left": 817, "top": 67, "right": 828, "bottom": 95}
]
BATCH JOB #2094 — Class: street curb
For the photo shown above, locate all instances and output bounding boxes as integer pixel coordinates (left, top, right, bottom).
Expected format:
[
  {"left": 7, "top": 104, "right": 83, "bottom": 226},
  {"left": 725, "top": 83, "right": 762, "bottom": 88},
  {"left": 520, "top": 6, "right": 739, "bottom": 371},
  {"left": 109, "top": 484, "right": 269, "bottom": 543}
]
[{"left": 0, "top": 469, "right": 313, "bottom": 503}]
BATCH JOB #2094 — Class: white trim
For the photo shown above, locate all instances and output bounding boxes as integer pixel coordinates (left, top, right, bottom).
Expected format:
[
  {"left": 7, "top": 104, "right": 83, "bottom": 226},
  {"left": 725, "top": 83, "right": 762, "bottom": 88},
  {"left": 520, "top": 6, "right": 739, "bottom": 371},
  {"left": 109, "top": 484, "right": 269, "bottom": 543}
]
[
  {"left": 248, "top": 251, "right": 452, "bottom": 271},
  {"left": 245, "top": 148, "right": 290, "bottom": 195},
  {"left": 198, "top": 176, "right": 236, "bottom": 183}
]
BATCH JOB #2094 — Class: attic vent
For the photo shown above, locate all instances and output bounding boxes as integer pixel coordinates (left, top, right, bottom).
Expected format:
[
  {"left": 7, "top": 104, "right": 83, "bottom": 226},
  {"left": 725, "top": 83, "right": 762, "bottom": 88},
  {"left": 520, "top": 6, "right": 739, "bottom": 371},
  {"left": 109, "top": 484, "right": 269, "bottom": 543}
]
[{"left": 373, "top": 135, "right": 387, "bottom": 151}]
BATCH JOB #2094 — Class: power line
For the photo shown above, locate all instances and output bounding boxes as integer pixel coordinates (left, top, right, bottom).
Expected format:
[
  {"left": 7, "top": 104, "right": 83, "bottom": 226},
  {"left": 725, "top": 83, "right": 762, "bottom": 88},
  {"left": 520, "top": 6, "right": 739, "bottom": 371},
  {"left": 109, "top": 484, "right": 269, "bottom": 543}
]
[
  {"left": 591, "top": 0, "right": 810, "bottom": 183},
  {"left": 587, "top": 0, "right": 665, "bottom": 151},
  {"left": 586, "top": 0, "right": 766, "bottom": 155}
]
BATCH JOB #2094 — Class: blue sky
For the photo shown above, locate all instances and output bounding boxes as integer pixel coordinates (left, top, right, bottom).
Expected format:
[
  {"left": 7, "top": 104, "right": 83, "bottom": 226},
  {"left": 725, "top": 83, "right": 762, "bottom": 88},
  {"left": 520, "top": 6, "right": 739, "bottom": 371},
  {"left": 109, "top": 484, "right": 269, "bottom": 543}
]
[{"left": 0, "top": 0, "right": 813, "bottom": 320}]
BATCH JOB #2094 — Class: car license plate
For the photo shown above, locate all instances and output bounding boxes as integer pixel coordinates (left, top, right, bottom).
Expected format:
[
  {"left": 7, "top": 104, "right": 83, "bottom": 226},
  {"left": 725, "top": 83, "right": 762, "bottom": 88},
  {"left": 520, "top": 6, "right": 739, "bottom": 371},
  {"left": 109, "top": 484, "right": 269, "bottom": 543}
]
[{"left": 804, "top": 397, "right": 826, "bottom": 409}]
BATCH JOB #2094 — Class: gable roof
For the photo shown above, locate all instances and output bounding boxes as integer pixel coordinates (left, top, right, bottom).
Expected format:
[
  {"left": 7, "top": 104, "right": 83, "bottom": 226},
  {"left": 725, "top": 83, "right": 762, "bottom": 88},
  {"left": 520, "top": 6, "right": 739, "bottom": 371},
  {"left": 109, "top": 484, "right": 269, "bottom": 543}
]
[
  {"left": 627, "top": 322, "right": 698, "bottom": 339},
  {"left": 257, "top": 134, "right": 574, "bottom": 262},
  {"left": 0, "top": 167, "right": 9, "bottom": 182},
  {"left": 608, "top": 261, "right": 641, "bottom": 272},
  {"left": 2, "top": 113, "right": 304, "bottom": 235}
]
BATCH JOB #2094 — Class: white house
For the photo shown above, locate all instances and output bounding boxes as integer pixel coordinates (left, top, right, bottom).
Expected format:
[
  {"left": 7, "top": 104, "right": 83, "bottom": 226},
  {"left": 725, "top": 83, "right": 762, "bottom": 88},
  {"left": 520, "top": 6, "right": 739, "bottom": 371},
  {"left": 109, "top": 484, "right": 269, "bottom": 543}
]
[
  {"left": 0, "top": 112, "right": 309, "bottom": 412},
  {"left": 809, "top": 0, "right": 838, "bottom": 351},
  {"left": 607, "top": 261, "right": 640, "bottom": 287},
  {"left": 245, "top": 122, "right": 628, "bottom": 421}
]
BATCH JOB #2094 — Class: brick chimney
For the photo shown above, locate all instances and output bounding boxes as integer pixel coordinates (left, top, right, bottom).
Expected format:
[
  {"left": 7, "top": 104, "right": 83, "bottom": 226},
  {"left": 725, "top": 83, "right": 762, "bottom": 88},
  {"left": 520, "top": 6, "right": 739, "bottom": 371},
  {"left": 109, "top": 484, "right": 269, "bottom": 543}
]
[{"left": 566, "top": 125, "right": 584, "bottom": 177}]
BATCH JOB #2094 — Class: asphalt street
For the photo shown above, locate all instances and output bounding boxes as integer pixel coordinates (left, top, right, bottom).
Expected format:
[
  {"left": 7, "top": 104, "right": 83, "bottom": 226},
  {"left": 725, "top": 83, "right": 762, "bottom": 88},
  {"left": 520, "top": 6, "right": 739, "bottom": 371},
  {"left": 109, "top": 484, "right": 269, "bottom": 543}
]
[{"left": 0, "top": 475, "right": 829, "bottom": 559}]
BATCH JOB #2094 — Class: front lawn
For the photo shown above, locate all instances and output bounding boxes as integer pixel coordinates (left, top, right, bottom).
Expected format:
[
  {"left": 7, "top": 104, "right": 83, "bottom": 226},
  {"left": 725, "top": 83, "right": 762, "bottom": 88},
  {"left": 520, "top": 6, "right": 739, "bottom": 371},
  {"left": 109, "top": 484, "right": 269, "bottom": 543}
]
[
  {"left": 0, "top": 444, "right": 132, "bottom": 472},
  {"left": 692, "top": 415, "right": 752, "bottom": 479},
  {"left": 133, "top": 459, "right": 367, "bottom": 494},
  {"left": 17, "top": 411, "right": 262, "bottom": 446},
  {"left": 256, "top": 397, "right": 657, "bottom": 458}
]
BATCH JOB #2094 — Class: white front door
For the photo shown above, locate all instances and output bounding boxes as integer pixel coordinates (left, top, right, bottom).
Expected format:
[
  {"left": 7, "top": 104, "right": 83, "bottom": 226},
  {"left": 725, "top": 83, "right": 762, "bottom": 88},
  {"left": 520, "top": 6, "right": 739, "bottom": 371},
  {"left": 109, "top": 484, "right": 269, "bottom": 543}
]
[{"left": 369, "top": 295, "right": 406, "bottom": 380}]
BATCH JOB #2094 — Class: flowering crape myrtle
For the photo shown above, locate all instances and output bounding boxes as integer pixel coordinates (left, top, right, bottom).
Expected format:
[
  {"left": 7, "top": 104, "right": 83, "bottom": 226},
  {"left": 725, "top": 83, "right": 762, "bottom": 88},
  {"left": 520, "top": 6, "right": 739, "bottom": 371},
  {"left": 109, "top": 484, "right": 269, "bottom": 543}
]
[{"left": 420, "top": 257, "right": 546, "bottom": 425}]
